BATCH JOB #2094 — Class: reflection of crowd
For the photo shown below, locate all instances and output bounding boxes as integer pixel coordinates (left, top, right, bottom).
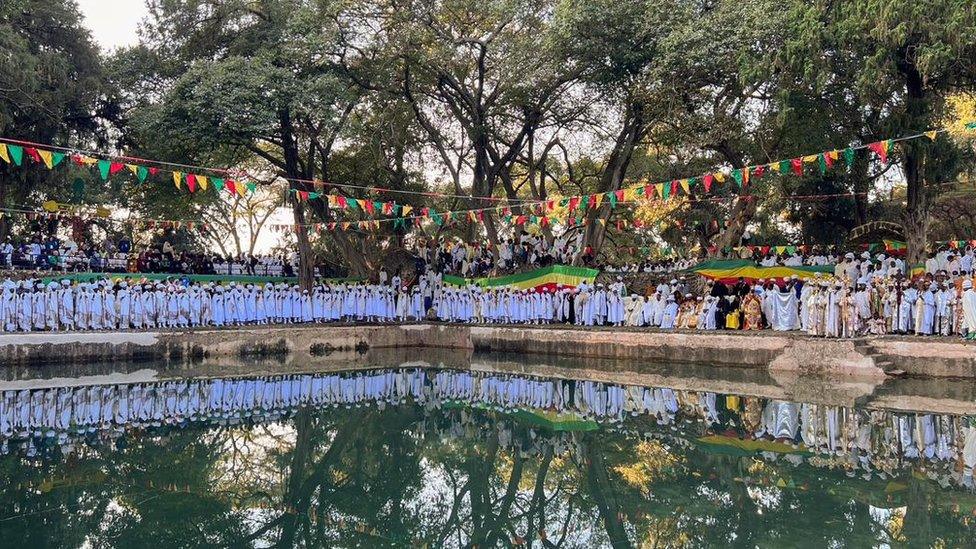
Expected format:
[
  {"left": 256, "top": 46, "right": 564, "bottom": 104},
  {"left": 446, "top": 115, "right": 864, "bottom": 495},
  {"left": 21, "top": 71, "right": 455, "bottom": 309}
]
[{"left": 2, "top": 368, "right": 974, "bottom": 488}]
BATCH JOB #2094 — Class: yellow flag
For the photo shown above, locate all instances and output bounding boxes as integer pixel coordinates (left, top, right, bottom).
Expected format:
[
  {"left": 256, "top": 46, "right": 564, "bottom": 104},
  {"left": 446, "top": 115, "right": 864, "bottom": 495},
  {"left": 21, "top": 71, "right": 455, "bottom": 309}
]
[
  {"left": 79, "top": 155, "right": 97, "bottom": 166},
  {"left": 680, "top": 179, "right": 690, "bottom": 195},
  {"left": 714, "top": 172, "right": 726, "bottom": 183},
  {"left": 173, "top": 171, "right": 183, "bottom": 188},
  {"left": 655, "top": 183, "right": 664, "bottom": 197},
  {"left": 38, "top": 149, "right": 53, "bottom": 169},
  {"left": 0, "top": 144, "right": 8, "bottom": 164},
  {"left": 197, "top": 175, "right": 209, "bottom": 190},
  {"left": 402, "top": 205, "right": 413, "bottom": 216},
  {"left": 594, "top": 194, "right": 604, "bottom": 207},
  {"left": 237, "top": 183, "right": 247, "bottom": 196},
  {"left": 127, "top": 164, "right": 139, "bottom": 175},
  {"left": 828, "top": 150, "right": 840, "bottom": 161},
  {"left": 598, "top": 218, "right": 606, "bottom": 226},
  {"left": 802, "top": 154, "right": 819, "bottom": 163},
  {"left": 925, "top": 130, "right": 938, "bottom": 140}
]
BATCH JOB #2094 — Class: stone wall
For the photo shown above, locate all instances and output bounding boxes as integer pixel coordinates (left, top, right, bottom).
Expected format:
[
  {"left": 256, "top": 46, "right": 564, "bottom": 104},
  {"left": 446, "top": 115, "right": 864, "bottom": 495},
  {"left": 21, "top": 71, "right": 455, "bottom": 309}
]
[
  {"left": 0, "top": 324, "right": 472, "bottom": 367},
  {"left": 0, "top": 323, "right": 973, "bottom": 381}
]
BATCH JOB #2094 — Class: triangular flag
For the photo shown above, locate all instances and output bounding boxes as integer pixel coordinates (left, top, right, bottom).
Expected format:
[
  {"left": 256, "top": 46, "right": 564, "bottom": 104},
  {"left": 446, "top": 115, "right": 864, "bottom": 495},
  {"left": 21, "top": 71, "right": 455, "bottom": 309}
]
[
  {"left": 714, "top": 171, "right": 725, "bottom": 183},
  {"left": 173, "top": 171, "right": 183, "bottom": 189},
  {"left": 225, "top": 180, "right": 236, "bottom": 194},
  {"left": 244, "top": 182, "right": 256, "bottom": 194},
  {"left": 197, "top": 175, "right": 208, "bottom": 190},
  {"left": 732, "top": 169, "right": 744, "bottom": 188},
  {"left": 925, "top": 130, "right": 938, "bottom": 140},
  {"left": 135, "top": 166, "right": 148, "bottom": 183},
  {"left": 126, "top": 164, "right": 139, "bottom": 175},
  {"left": 777, "top": 160, "right": 790, "bottom": 175},
  {"left": 790, "top": 158, "right": 803, "bottom": 176},
  {"left": 818, "top": 154, "right": 827, "bottom": 175},
  {"left": 843, "top": 148, "right": 856, "bottom": 167},
  {"left": 6, "top": 145, "right": 23, "bottom": 166},
  {"left": 867, "top": 141, "right": 888, "bottom": 164},
  {"left": 24, "top": 147, "right": 40, "bottom": 163},
  {"left": 703, "top": 173, "right": 714, "bottom": 192},
  {"left": 655, "top": 183, "right": 664, "bottom": 198},
  {"left": 0, "top": 144, "right": 8, "bottom": 164},
  {"left": 186, "top": 173, "right": 197, "bottom": 193},
  {"left": 679, "top": 179, "right": 690, "bottom": 195},
  {"left": 753, "top": 165, "right": 766, "bottom": 179},
  {"left": 109, "top": 162, "right": 125, "bottom": 175},
  {"left": 212, "top": 178, "right": 225, "bottom": 192},
  {"left": 37, "top": 149, "right": 53, "bottom": 169},
  {"left": 98, "top": 159, "right": 112, "bottom": 181}
]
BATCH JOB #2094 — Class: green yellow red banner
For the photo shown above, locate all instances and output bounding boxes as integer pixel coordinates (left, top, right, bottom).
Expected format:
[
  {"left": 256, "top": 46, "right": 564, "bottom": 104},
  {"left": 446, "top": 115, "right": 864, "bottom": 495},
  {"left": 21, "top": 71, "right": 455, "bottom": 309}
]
[
  {"left": 690, "top": 260, "right": 833, "bottom": 283},
  {"left": 444, "top": 264, "right": 599, "bottom": 290}
]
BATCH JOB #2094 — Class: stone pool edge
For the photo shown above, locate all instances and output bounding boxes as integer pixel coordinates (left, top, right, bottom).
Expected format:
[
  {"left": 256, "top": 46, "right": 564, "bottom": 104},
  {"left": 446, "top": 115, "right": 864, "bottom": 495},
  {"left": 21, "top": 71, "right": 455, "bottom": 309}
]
[{"left": 0, "top": 324, "right": 972, "bottom": 379}]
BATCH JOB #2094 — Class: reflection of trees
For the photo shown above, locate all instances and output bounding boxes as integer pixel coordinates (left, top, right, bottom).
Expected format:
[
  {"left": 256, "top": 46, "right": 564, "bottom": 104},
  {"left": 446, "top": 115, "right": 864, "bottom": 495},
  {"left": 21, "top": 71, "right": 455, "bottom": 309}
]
[{"left": 1, "top": 406, "right": 974, "bottom": 548}]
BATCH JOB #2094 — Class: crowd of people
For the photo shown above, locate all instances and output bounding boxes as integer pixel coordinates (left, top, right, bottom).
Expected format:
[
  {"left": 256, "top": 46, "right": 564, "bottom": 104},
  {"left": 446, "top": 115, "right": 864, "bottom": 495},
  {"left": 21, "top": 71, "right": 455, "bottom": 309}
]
[
  {"left": 1, "top": 232, "right": 975, "bottom": 339},
  {"left": 1, "top": 234, "right": 305, "bottom": 277}
]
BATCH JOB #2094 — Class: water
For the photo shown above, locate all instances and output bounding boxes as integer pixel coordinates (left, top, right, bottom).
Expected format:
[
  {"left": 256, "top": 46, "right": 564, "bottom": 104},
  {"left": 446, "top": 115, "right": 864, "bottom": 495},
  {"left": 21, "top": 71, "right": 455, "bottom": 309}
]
[{"left": 1, "top": 352, "right": 975, "bottom": 548}]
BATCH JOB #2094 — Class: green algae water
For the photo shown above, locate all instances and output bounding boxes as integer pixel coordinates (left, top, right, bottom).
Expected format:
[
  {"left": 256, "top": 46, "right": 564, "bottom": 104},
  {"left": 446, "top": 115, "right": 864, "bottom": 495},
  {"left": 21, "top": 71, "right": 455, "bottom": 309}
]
[{"left": 0, "top": 354, "right": 974, "bottom": 548}]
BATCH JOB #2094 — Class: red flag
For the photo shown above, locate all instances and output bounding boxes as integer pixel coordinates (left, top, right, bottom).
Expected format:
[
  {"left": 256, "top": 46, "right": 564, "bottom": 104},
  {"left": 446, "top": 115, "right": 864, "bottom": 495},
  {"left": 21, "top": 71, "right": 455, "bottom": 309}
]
[
  {"left": 186, "top": 174, "right": 197, "bottom": 193},
  {"left": 149, "top": 167, "right": 159, "bottom": 176},
  {"left": 867, "top": 141, "right": 889, "bottom": 163},
  {"left": 614, "top": 189, "right": 625, "bottom": 202},
  {"left": 24, "top": 147, "right": 41, "bottom": 163},
  {"left": 299, "top": 190, "right": 309, "bottom": 201},
  {"left": 225, "top": 180, "right": 237, "bottom": 194},
  {"left": 110, "top": 162, "right": 125, "bottom": 175},
  {"left": 587, "top": 194, "right": 597, "bottom": 209},
  {"left": 753, "top": 165, "right": 766, "bottom": 179},
  {"left": 703, "top": 174, "right": 714, "bottom": 192},
  {"left": 790, "top": 158, "right": 803, "bottom": 176}
]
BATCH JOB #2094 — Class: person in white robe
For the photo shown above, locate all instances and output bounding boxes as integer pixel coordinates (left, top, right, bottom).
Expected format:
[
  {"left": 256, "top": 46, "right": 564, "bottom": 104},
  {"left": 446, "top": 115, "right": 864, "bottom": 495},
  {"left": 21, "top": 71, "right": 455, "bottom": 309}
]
[{"left": 961, "top": 279, "right": 976, "bottom": 339}]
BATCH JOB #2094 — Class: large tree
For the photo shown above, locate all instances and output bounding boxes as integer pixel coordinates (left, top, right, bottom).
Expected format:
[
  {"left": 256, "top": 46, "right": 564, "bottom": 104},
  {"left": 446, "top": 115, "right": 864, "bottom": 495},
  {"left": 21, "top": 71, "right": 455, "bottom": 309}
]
[
  {"left": 115, "top": 0, "right": 377, "bottom": 285},
  {"left": 784, "top": 0, "right": 976, "bottom": 264},
  {"left": 0, "top": 0, "right": 120, "bottom": 239}
]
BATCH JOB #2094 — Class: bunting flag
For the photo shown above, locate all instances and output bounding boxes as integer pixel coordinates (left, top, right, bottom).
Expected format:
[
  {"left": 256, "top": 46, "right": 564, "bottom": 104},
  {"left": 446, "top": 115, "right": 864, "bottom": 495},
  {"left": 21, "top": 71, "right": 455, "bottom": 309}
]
[
  {"left": 6, "top": 145, "right": 22, "bottom": 166},
  {"left": 790, "top": 158, "right": 803, "bottom": 176},
  {"left": 0, "top": 124, "right": 964, "bottom": 226},
  {"left": 867, "top": 140, "right": 891, "bottom": 164}
]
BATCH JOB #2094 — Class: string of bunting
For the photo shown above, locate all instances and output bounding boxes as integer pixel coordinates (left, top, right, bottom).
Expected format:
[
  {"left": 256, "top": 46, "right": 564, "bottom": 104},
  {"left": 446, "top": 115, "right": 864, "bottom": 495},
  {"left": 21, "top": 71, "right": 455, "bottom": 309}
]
[{"left": 2, "top": 122, "right": 974, "bottom": 231}]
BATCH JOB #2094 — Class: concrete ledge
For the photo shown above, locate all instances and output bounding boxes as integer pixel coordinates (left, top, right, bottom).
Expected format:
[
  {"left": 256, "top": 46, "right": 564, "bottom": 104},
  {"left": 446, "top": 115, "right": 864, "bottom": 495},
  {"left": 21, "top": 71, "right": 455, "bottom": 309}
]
[
  {"left": 0, "top": 323, "right": 973, "bottom": 380},
  {"left": 0, "top": 324, "right": 472, "bottom": 367}
]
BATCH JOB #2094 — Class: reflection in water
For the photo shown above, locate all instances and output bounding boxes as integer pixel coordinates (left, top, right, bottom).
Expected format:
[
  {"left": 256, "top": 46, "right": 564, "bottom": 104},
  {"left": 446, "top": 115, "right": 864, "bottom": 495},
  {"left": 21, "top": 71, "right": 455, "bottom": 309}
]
[{"left": 1, "top": 366, "right": 975, "bottom": 547}]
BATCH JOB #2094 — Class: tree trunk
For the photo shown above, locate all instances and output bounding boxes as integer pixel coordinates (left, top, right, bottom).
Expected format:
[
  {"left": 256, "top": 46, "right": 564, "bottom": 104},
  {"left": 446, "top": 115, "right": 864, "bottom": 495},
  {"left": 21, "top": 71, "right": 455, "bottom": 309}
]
[
  {"left": 897, "top": 49, "right": 931, "bottom": 266},
  {"left": 578, "top": 101, "right": 643, "bottom": 263},
  {"left": 279, "top": 108, "right": 316, "bottom": 289},
  {"left": 709, "top": 196, "right": 757, "bottom": 257}
]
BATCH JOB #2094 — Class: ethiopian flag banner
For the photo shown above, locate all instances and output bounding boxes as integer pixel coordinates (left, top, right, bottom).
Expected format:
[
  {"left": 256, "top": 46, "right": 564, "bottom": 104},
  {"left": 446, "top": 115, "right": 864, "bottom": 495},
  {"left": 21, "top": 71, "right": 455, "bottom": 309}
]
[
  {"left": 444, "top": 264, "right": 598, "bottom": 291},
  {"left": 690, "top": 259, "right": 834, "bottom": 284}
]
